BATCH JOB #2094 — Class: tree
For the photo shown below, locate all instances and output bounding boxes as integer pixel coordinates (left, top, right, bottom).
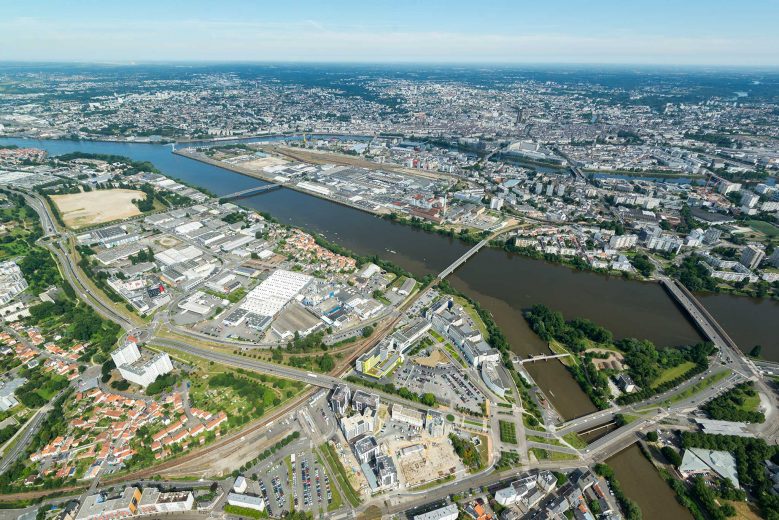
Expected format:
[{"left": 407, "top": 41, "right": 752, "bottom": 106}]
[
  {"left": 661, "top": 446, "right": 682, "bottom": 467},
  {"left": 749, "top": 345, "right": 762, "bottom": 358},
  {"left": 318, "top": 354, "right": 334, "bottom": 372},
  {"left": 646, "top": 431, "right": 658, "bottom": 442},
  {"left": 362, "top": 326, "right": 374, "bottom": 338}
]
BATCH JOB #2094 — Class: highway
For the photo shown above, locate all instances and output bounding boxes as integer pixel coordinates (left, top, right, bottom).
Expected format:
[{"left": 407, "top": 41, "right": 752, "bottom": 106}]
[{"left": 0, "top": 410, "right": 47, "bottom": 474}]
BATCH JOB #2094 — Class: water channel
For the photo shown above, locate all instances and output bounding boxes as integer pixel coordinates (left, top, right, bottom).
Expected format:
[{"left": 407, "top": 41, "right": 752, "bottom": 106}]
[
  {"left": 2, "top": 137, "right": 777, "bottom": 420},
  {"left": 607, "top": 444, "right": 692, "bottom": 520}
]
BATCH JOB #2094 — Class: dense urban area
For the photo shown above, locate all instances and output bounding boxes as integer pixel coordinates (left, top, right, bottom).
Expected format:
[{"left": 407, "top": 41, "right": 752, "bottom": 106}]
[{"left": 0, "top": 63, "right": 777, "bottom": 520}]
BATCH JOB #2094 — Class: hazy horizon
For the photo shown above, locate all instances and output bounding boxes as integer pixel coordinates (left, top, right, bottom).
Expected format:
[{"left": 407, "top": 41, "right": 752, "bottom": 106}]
[{"left": 2, "top": 0, "right": 778, "bottom": 66}]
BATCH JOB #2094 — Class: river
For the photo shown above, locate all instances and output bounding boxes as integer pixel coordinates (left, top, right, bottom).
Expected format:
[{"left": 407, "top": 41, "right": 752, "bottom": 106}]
[
  {"left": 607, "top": 444, "right": 692, "bottom": 520},
  {"left": 2, "top": 137, "right": 777, "bottom": 420}
]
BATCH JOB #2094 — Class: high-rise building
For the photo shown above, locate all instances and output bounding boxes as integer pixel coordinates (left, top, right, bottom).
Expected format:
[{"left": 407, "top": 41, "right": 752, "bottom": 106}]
[{"left": 741, "top": 245, "right": 765, "bottom": 270}]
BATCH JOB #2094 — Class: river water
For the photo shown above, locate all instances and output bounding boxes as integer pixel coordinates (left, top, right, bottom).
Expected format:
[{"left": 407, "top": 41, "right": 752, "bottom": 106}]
[
  {"left": 3, "top": 137, "right": 777, "bottom": 419},
  {"left": 607, "top": 444, "right": 692, "bottom": 520}
]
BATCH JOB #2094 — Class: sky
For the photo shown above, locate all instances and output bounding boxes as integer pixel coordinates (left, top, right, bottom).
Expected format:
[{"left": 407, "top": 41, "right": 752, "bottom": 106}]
[{"left": 1, "top": 0, "right": 778, "bottom": 66}]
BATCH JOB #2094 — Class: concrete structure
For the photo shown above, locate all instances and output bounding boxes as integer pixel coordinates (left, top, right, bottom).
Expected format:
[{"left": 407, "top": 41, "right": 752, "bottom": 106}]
[
  {"left": 353, "top": 435, "right": 379, "bottom": 464},
  {"left": 117, "top": 352, "right": 174, "bottom": 388},
  {"left": 0, "top": 377, "right": 26, "bottom": 411},
  {"left": 414, "top": 504, "right": 459, "bottom": 520},
  {"left": 329, "top": 384, "right": 351, "bottom": 415},
  {"left": 608, "top": 234, "right": 638, "bottom": 250},
  {"left": 680, "top": 448, "right": 740, "bottom": 488},
  {"left": 340, "top": 409, "right": 375, "bottom": 441},
  {"left": 241, "top": 269, "right": 312, "bottom": 317},
  {"left": 226, "top": 492, "right": 265, "bottom": 512},
  {"left": 110, "top": 340, "right": 141, "bottom": 367},
  {"left": 112, "top": 339, "right": 173, "bottom": 388},
  {"left": 351, "top": 390, "right": 380, "bottom": 414},
  {"left": 0, "top": 261, "right": 27, "bottom": 305},
  {"left": 137, "top": 488, "right": 194, "bottom": 515},
  {"left": 233, "top": 475, "right": 248, "bottom": 493},
  {"left": 391, "top": 403, "right": 424, "bottom": 428},
  {"left": 740, "top": 245, "right": 765, "bottom": 270},
  {"left": 76, "top": 487, "right": 142, "bottom": 520}
]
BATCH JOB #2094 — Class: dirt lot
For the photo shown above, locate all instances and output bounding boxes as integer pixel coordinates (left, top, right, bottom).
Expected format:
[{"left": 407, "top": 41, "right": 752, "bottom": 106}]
[
  {"left": 385, "top": 436, "right": 460, "bottom": 487},
  {"left": 237, "top": 155, "right": 289, "bottom": 171},
  {"left": 414, "top": 348, "right": 449, "bottom": 368},
  {"left": 588, "top": 348, "right": 625, "bottom": 371},
  {"left": 51, "top": 189, "right": 144, "bottom": 228}
]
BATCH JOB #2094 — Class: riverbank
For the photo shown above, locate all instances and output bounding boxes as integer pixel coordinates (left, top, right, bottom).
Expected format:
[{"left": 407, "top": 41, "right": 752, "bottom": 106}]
[
  {"left": 172, "top": 148, "right": 392, "bottom": 218},
  {"left": 2, "top": 136, "right": 776, "bottom": 415},
  {"left": 605, "top": 444, "right": 693, "bottom": 520}
]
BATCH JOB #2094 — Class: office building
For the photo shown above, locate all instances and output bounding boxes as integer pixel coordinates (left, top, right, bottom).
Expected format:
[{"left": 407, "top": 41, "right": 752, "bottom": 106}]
[
  {"left": 329, "top": 384, "right": 351, "bottom": 415},
  {"left": 137, "top": 488, "right": 194, "bottom": 515},
  {"left": 76, "top": 487, "right": 142, "bottom": 520},
  {"left": 340, "top": 409, "right": 375, "bottom": 441}
]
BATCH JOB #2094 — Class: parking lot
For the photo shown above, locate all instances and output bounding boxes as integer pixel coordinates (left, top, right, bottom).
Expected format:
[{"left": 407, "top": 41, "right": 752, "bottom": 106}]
[
  {"left": 393, "top": 358, "right": 485, "bottom": 414},
  {"left": 247, "top": 444, "right": 337, "bottom": 517}
]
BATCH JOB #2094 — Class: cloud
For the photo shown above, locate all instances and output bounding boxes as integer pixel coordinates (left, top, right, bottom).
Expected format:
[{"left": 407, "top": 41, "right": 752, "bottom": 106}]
[{"left": 0, "top": 16, "right": 776, "bottom": 65}]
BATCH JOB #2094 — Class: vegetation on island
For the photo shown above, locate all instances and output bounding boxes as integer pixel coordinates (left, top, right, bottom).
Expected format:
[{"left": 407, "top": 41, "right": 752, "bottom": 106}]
[{"left": 522, "top": 304, "right": 716, "bottom": 409}]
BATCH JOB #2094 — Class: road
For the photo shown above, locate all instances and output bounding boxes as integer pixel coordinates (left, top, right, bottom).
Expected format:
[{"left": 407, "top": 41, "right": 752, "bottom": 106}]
[
  {"left": 6, "top": 186, "right": 774, "bottom": 516},
  {"left": 0, "top": 409, "right": 47, "bottom": 474}
]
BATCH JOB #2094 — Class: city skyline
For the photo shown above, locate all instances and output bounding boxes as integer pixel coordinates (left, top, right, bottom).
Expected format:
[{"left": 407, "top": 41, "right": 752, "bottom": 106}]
[{"left": 2, "top": 0, "right": 779, "bottom": 66}]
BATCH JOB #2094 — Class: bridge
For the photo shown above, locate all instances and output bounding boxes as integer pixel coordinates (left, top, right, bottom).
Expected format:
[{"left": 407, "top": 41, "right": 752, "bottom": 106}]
[
  {"left": 517, "top": 353, "right": 573, "bottom": 364},
  {"left": 660, "top": 277, "right": 744, "bottom": 358},
  {"left": 438, "top": 222, "right": 522, "bottom": 280},
  {"left": 221, "top": 183, "right": 281, "bottom": 200},
  {"left": 438, "top": 237, "right": 491, "bottom": 279}
]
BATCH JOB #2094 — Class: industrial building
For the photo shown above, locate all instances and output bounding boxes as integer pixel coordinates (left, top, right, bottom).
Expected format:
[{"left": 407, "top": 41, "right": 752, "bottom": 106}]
[{"left": 240, "top": 269, "right": 312, "bottom": 317}]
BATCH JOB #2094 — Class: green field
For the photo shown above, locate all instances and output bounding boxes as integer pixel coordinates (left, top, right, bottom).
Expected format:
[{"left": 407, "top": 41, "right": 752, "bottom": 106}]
[
  {"left": 224, "top": 504, "right": 264, "bottom": 519},
  {"left": 651, "top": 361, "right": 696, "bottom": 388},
  {"left": 499, "top": 420, "right": 518, "bottom": 444},
  {"left": 746, "top": 219, "right": 779, "bottom": 237},
  {"left": 562, "top": 432, "right": 588, "bottom": 450},
  {"left": 530, "top": 447, "right": 578, "bottom": 461}
]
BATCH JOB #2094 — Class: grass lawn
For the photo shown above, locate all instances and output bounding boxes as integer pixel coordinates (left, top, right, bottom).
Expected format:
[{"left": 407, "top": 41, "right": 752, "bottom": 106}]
[
  {"left": 205, "top": 287, "right": 246, "bottom": 304},
  {"left": 474, "top": 432, "right": 490, "bottom": 468},
  {"left": 746, "top": 219, "right": 779, "bottom": 237},
  {"left": 224, "top": 504, "right": 263, "bottom": 519},
  {"left": 444, "top": 343, "right": 467, "bottom": 368},
  {"left": 738, "top": 392, "right": 761, "bottom": 413},
  {"left": 529, "top": 447, "right": 577, "bottom": 461},
  {"left": 527, "top": 435, "right": 563, "bottom": 447},
  {"left": 320, "top": 443, "right": 361, "bottom": 508},
  {"left": 664, "top": 370, "right": 731, "bottom": 406},
  {"left": 549, "top": 339, "right": 578, "bottom": 367},
  {"left": 499, "top": 420, "right": 518, "bottom": 444},
  {"left": 409, "top": 474, "right": 455, "bottom": 491},
  {"left": 651, "top": 361, "right": 696, "bottom": 388},
  {"left": 562, "top": 432, "right": 588, "bottom": 449},
  {"left": 429, "top": 330, "right": 444, "bottom": 342}
]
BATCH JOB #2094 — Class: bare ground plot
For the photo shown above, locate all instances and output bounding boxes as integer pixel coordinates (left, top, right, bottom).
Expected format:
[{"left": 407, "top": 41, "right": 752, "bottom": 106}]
[
  {"left": 51, "top": 189, "right": 144, "bottom": 228},
  {"left": 236, "top": 156, "right": 290, "bottom": 171},
  {"left": 385, "top": 436, "right": 461, "bottom": 488},
  {"left": 414, "top": 348, "right": 449, "bottom": 368},
  {"left": 589, "top": 348, "right": 625, "bottom": 371}
]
